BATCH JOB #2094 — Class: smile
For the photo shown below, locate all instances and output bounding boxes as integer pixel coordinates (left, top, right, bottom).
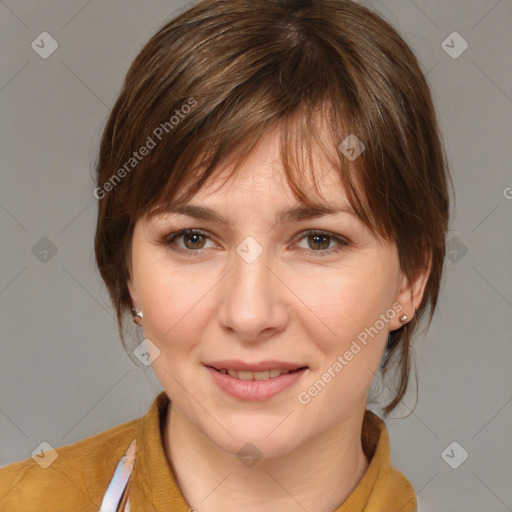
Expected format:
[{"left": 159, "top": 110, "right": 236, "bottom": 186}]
[
  {"left": 216, "top": 368, "right": 295, "bottom": 380},
  {"left": 206, "top": 365, "right": 308, "bottom": 401}
]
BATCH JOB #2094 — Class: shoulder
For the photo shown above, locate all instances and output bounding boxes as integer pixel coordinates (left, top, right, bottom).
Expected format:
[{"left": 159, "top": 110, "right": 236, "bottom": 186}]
[{"left": 0, "top": 417, "right": 140, "bottom": 512}]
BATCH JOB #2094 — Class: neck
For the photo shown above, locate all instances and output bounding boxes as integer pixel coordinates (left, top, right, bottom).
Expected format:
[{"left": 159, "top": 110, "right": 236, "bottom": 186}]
[{"left": 163, "top": 404, "right": 370, "bottom": 512}]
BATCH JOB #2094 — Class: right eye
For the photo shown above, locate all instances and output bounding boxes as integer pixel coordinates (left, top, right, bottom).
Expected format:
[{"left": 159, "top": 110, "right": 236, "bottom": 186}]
[{"left": 161, "top": 229, "right": 215, "bottom": 255}]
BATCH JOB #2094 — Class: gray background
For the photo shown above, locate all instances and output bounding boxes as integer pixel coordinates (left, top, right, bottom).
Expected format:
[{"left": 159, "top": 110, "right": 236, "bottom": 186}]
[{"left": 1, "top": 0, "right": 511, "bottom": 510}]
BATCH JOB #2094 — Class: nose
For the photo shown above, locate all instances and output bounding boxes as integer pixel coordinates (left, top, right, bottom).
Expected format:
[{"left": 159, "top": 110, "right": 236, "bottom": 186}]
[{"left": 218, "top": 243, "right": 289, "bottom": 343}]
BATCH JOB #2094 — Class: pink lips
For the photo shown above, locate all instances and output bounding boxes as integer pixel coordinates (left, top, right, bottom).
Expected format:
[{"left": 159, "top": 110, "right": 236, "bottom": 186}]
[
  {"left": 205, "top": 360, "right": 306, "bottom": 372},
  {"left": 204, "top": 361, "right": 308, "bottom": 401}
]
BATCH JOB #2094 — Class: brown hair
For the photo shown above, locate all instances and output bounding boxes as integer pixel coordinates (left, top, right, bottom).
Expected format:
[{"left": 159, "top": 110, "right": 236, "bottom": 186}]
[{"left": 94, "top": 0, "right": 453, "bottom": 415}]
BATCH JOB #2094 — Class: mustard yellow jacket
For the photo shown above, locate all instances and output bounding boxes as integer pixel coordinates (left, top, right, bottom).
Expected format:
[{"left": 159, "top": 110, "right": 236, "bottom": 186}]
[{"left": 0, "top": 392, "right": 417, "bottom": 511}]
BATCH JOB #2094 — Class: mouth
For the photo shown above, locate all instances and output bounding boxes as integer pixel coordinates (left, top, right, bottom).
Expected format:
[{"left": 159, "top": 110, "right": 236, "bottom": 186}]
[
  {"left": 205, "top": 360, "right": 308, "bottom": 380},
  {"left": 208, "top": 367, "right": 308, "bottom": 381},
  {"left": 205, "top": 363, "right": 309, "bottom": 401}
]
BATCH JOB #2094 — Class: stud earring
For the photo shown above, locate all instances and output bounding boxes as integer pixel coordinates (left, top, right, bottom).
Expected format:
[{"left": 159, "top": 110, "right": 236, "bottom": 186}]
[
  {"left": 399, "top": 315, "right": 408, "bottom": 323},
  {"left": 131, "top": 307, "right": 143, "bottom": 326}
]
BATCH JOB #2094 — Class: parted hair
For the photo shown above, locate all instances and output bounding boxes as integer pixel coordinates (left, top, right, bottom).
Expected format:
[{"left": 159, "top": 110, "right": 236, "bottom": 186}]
[{"left": 94, "top": 0, "right": 453, "bottom": 415}]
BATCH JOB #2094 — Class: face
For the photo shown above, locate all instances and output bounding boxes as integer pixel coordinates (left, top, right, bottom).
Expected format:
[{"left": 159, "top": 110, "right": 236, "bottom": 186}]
[{"left": 128, "top": 127, "right": 423, "bottom": 458}]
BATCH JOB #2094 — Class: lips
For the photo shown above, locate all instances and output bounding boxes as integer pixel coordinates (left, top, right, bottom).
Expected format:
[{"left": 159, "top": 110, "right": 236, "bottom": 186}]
[
  {"left": 205, "top": 364, "right": 308, "bottom": 400},
  {"left": 216, "top": 368, "right": 299, "bottom": 381},
  {"left": 205, "top": 360, "right": 307, "bottom": 372}
]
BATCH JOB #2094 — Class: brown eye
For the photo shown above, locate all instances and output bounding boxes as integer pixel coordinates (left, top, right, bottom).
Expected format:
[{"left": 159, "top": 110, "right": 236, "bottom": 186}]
[
  {"left": 307, "top": 233, "right": 331, "bottom": 251},
  {"left": 161, "top": 229, "right": 213, "bottom": 255},
  {"left": 182, "top": 232, "right": 206, "bottom": 250},
  {"left": 295, "top": 230, "right": 349, "bottom": 257}
]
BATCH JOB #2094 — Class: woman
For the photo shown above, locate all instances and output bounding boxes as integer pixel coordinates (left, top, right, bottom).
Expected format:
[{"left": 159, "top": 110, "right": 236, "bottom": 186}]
[{"left": 0, "top": 0, "right": 452, "bottom": 510}]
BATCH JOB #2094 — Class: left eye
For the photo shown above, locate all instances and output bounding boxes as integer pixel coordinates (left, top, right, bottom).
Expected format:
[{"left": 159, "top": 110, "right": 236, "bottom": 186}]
[
  {"left": 161, "top": 229, "right": 348, "bottom": 256},
  {"left": 163, "top": 229, "right": 213, "bottom": 251},
  {"left": 296, "top": 230, "right": 348, "bottom": 255}
]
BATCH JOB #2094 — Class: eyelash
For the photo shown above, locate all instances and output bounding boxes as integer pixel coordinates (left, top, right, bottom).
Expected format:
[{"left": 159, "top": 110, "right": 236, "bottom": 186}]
[{"left": 160, "top": 228, "right": 349, "bottom": 258}]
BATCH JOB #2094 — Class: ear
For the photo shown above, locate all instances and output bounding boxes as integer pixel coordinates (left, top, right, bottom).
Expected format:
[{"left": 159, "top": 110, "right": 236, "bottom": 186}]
[
  {"left": 127, "top": 277, "right": 144, "bottom": 327},
  {"left": 389, "top": 251, "right": 432, "bottom": 331},
  {"left": 125, "top": 245, "right": 139, "bottom": 308},
  {"left": 127, "top": 276, "right": 138, "bottom": 309}
]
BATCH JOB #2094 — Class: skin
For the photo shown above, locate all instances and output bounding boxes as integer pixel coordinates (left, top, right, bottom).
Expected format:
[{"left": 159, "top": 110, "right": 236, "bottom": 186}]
[{"left": 127, "top": 126, "right": 430, "bottom": 511}]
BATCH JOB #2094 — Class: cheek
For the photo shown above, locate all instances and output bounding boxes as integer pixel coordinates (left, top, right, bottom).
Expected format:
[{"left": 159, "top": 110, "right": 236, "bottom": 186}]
[
  {"left": 136, "top": 262, "right": 215, "bottom": 400},
  {"left": 293, "top": 259, "right": 397, "bottom": 341},
  {"left": 290, "top": 258, "right": 398, "bottom": 400},
  {"left": 135, "top": 255, "right": 217, "bottom": 348}
]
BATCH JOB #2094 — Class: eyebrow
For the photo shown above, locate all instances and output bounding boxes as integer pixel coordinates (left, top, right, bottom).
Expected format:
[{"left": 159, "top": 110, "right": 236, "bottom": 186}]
[{"left": 159, "top": 202, "right": 357, "bottom": 225}]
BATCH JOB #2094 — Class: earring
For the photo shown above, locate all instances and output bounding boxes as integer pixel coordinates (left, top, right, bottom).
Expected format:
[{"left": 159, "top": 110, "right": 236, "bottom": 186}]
[
  {"left": 131, "top": 307, "right": 143, "bottom": 326},
  {"left": 399, "top": 315, "right": 408, "bottom": 323}
]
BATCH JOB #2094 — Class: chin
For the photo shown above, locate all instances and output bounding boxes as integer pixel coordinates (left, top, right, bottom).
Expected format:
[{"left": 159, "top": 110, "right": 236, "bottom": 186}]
[{"left": 204, "top": 416, "right": 302, "bottom": 460}]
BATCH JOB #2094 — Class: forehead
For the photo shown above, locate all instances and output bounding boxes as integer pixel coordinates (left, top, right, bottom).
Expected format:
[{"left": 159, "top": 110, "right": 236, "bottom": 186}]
[{"left": 181, "top": 126, "right": 349, "bottom": 206}]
